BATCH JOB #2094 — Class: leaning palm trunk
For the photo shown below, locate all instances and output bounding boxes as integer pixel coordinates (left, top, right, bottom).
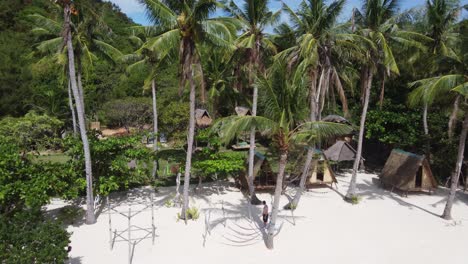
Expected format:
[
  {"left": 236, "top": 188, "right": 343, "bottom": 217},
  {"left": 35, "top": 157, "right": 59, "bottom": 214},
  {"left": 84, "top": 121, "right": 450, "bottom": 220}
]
[
  {"left": 422, "top": 102, "right": 431, "bottom": 162},
  {"left": 285, "top": 70, "right": 318, "bottom": 210},
  {"left": 346, "top": 68, "right": 373, "bottom": 200},
  {"left": 151, "top": 79, "right": 158, "bottom": 179},
  {"left": 266, "top": 151, "right": 288, "bottom": 249},
  {"left": 181, "top": 42, "right": 196, "bottom": 223},
  {"left": 68, "top": 80, "right": 78, "bottom": 135},
  {"left": 77, "top": 68, "right": 85, "bottom": 112},
  {"left": 448, "top": 95, "right": 460, "bottom": 139},
  {"left": 442, "top": 114, "right": 468, "bottom": 220},
  {"left": 247, "top": 84, "right": 261, "bottom": 205},
  {"left": 247, "top": 41, "right": 261, "bottom": 205},
  {"left": 64, "top": 4, "right": 95, "bottom": 224}
]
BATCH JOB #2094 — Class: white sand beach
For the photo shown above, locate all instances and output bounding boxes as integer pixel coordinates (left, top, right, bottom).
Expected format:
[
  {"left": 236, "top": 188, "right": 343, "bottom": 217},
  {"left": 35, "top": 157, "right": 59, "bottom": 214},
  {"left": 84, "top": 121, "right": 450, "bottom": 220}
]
[{"left": 51, "top": 172, "right": 468, "bottom": 264}]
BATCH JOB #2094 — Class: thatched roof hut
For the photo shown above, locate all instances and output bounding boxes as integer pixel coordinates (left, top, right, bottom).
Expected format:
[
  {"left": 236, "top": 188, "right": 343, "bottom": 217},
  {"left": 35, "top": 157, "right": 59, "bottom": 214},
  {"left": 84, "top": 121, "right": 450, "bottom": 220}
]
[
  {"left": 322, "top": 115, "right": 351, "bottom": 125},
  {"left": 379, "top": 149, "right": 437, "bottom": 193},
  {"left": 324, "top": 140, "right": 361, "bottom": 162},
  {"left": 306, "top": 149, "right": 337, "bottom": 187},
  {"left": 235, "top": 106, "right": 252, "bottom": 116},
  {"left": 195, "top": 109, "right": 212, "bottom": 128}
]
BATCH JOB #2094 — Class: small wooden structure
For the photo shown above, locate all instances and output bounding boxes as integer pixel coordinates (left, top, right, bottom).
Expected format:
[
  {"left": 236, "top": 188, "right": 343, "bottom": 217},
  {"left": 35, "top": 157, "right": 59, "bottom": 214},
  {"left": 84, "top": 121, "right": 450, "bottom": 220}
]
[
  {"left": 235, "top": 106, "right": 252, "bottom": 116},
  {"left": 306, "top": 149, "right": 337, "bottom": 187},
  {"left": 379, "top": 149, "right": 437, "bottom": 194},
  {"left": 195, "top": 109, "right": 212, "bottom": 128},
  {"left": 90, "top": 121, "right": 101, "bottom": 131},
  {"left": 231, "top": 141, "right": 250, "bottom": 150},
  {"left": 238, "top": 151, "right": 276, "bottom": 191}
]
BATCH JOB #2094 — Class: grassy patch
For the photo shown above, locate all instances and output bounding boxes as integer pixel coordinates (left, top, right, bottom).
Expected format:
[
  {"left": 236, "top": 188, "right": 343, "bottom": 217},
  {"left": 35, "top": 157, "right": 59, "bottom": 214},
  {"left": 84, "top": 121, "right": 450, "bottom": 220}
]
[{"left": 33, "top": 153, "right": 70, "bottom": 164}]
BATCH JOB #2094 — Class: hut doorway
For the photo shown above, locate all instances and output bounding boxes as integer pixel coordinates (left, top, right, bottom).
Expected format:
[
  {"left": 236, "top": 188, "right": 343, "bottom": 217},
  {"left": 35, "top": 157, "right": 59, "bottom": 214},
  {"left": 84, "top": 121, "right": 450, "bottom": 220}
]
[
  {"left": 415, "top": 167, "right": 423, "bottom": 188},
  {"left": 317, "top": 163, "right": 325, "bottom": 182}
]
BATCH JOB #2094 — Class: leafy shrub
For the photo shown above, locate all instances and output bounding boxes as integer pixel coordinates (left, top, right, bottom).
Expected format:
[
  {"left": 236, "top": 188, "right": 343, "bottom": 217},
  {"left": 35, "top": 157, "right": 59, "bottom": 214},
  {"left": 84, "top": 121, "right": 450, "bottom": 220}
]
[
  {"left": 100, "top": 97, "right": 152, "bottom": 129},
  {"left": 63, "top": 134, "right": 156, "bottom": 195},
  {"left": 0, "top": 111, "right": 63, "bottom": 154},
  {"left": 0, "top": 210, "right": 70, "bottom": 263},
  {"left": 0, "top": 136, "right": 83, "bottom": 214}
]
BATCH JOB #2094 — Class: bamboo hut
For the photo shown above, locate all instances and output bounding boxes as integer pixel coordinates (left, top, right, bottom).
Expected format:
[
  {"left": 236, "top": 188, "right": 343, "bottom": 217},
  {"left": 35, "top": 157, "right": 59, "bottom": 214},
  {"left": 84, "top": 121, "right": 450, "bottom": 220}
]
[
  {"left": 195, "top": 109, "right": 212, "bottom": 128},
  {"left": 379, "top": 149, "right": 437, "bottom": 194},
  {"left": 306, "top": 149, "right": 337, "bottom": 187},
  {"left": 235, "top": 106, "right": 252, "bottom": 116},
  {"left": 237, "top": 152, "right": 277, "bottom": 191}
]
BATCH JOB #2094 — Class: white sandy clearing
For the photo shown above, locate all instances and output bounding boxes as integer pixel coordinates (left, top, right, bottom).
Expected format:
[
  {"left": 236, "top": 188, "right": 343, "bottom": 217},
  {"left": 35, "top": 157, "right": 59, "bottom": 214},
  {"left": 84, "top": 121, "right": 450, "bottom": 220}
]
[{"left": 47, "top": 172, "right": 468, "bottom": 264}]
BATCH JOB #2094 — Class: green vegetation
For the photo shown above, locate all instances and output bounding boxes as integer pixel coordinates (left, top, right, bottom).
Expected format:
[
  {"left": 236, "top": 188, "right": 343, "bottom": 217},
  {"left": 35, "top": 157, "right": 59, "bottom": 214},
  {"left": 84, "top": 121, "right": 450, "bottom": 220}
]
[{"left": 0, "top": 0, "right": 467, "bottom": 258}]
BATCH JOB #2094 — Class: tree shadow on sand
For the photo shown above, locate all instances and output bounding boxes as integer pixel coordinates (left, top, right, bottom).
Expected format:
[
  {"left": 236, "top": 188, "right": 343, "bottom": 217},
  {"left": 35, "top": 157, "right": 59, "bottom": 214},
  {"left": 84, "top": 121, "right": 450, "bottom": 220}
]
[
  {"left": 201, "top": 192, "right": 304, "bottom": 249},
  {"left": 348, "top": 177, "right": 468, "bottom": 219}
]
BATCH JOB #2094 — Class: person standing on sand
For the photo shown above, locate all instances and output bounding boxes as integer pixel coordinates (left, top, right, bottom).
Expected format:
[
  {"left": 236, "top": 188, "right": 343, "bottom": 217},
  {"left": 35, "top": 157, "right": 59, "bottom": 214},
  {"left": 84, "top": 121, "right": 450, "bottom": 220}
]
[{"left": 262, "top": 201, "right": 269, "bottom": 227}]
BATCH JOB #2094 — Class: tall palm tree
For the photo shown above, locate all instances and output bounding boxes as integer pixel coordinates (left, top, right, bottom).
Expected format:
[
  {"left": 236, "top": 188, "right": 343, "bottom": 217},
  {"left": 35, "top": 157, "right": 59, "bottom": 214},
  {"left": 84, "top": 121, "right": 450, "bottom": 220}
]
[
  {"left": 345, "top": 0, "right": 427, "bottom": 200},
  {"left": 137, "top": 0, "right": 237, "bottom": 221},
  {"left": 55, "top": 0, "right": 96, "bottom": 224},
  {"left": 123, "top": 26, "right": 174, "bottom": 178},
  {"left": 223, "top": 0, "right": 280, "bottom": 205},
  {"left": 279, "top": 0, "right": 351, "bottom": 209},
  {"left": 213, "top": 61, "right": 352, "bottom": 249}
]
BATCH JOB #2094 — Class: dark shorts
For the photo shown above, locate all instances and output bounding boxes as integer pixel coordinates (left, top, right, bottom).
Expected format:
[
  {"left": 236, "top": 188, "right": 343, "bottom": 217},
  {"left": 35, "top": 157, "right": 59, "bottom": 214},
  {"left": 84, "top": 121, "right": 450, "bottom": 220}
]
[{"left": 262, "top": 214, "right": 268, "bottom": 223}]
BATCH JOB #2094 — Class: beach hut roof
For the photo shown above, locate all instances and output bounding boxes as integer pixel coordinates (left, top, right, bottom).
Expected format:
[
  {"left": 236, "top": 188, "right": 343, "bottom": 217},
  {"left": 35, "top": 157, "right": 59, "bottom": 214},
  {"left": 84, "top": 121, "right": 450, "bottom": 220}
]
[
  {"left": 235, "top": 106, "right": 252, "bottom": 116},
  {"left": 322, "top": 115, "right": 351, "bottom": 125},
  {"left": 379, "top": 149, "right": 437, "bottom": 192},
  {"left": 324, "top": 141, "right": 360, "bottom": 161},
  {"left": 195, "top": 109, "right": 212, "bottom": 128}
]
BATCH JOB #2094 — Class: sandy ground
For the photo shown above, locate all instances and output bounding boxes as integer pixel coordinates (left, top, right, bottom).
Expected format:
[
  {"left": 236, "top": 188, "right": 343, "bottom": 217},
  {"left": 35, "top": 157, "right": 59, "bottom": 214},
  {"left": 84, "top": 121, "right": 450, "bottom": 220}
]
[{"left": 48, "top": 172, "right": 468, "bottom": 264}]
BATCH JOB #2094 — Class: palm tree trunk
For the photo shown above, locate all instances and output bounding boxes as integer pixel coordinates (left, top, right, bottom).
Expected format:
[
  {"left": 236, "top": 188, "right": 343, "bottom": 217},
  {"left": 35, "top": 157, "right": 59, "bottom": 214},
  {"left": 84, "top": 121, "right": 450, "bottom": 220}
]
[
  {"left": 68, "top": 79, "right": 78, "bottom": 136},
  {"left": 181, "top": 42, "right": 196, "bottom": 223},
  {"left": 266, "top": 150, "right": 288, "bottom": 250},
  {"left": 442, "top": 114, "right": 468, "bottom": 220},
  {"left": 247, "top": 84, "right": 261, "bottom": 205},
  {"left": 332, "top": 68, "right": 349, "bottom": 118},
  {"left": 379, "top": 75, "right": 385, "bottom": 109},
  {"left": 346, "top": 68, "right": 373, "bottom": 200},
  {"left": 284, "top": 70, "right": 318, "bottom": 210},
  {"left": 423, "top": 102, "right": 431, "bottom": 162},
  {"left": 76, "top": 68, "right": 86, "bottom": 114},
  {"left": 247, "top": 39, "right": 262, "bottom": 205},
  {"left": 448, "top": 95, "right": 460, "bottom": 139},
  {"left": 64, "top": 3, "right": 95, "bottom": 224},
  {"left": 151, "top": 79, "right": 158, "bottom": 179}
]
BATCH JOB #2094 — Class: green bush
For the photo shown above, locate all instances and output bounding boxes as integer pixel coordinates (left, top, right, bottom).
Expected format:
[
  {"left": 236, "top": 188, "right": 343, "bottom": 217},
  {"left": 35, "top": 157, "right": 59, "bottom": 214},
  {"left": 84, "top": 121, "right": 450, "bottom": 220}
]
[
  {"left": 0, "top": 210, "right": 70, "bottom": 263},
  {"left": 0, "top": 111, "right": 63, "bottom": 154},
  {"left": 63, "top": 134, "right": 156, "bottom": 196},
  {"left": 100, "top": 97, "right": 152, "bottom": 129},
  {"left": 0, "top": 136, "right": 83, "bottom": 214}
]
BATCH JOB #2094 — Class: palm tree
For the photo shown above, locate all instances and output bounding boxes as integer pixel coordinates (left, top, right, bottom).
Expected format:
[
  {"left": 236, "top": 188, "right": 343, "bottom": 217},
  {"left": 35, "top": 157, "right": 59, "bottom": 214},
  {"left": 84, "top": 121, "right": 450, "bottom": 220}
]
[
  {"left": 123, "top": 26, "right": 174, "bottom": 178},
  {"left": 137, "top": 0, "right": 237, "bottom": 221},
  {"left": 279, "top": 0, "right": 351, "bottom": 209},
  {"left": 55, "top": 0, "right": 96, "bottom": 224},
  {"left": 223, "top": 0, "right": 280, "bottom": 205},
  {"left": 213, "top": 61, "right": 352, "bottom": 249},
  {"left": 30, "top": 1, "right": 123, "bottom": 127},
  {"left": 345, "top": 0, "right": 427, "bottom": 200}
]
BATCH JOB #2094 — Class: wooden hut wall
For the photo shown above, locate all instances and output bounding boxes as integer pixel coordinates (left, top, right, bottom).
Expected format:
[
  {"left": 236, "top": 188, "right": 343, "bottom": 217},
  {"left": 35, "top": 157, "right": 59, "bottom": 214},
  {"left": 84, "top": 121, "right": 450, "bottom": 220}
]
[
  {"left": 421, "top": 160, "right": 438, "bottom": 189},
  {"left": 380, "top": 151, "right": 421, "bottom": 190},
  {"left": 308, "top": 160, "right": 335, "bottom": 184}
]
